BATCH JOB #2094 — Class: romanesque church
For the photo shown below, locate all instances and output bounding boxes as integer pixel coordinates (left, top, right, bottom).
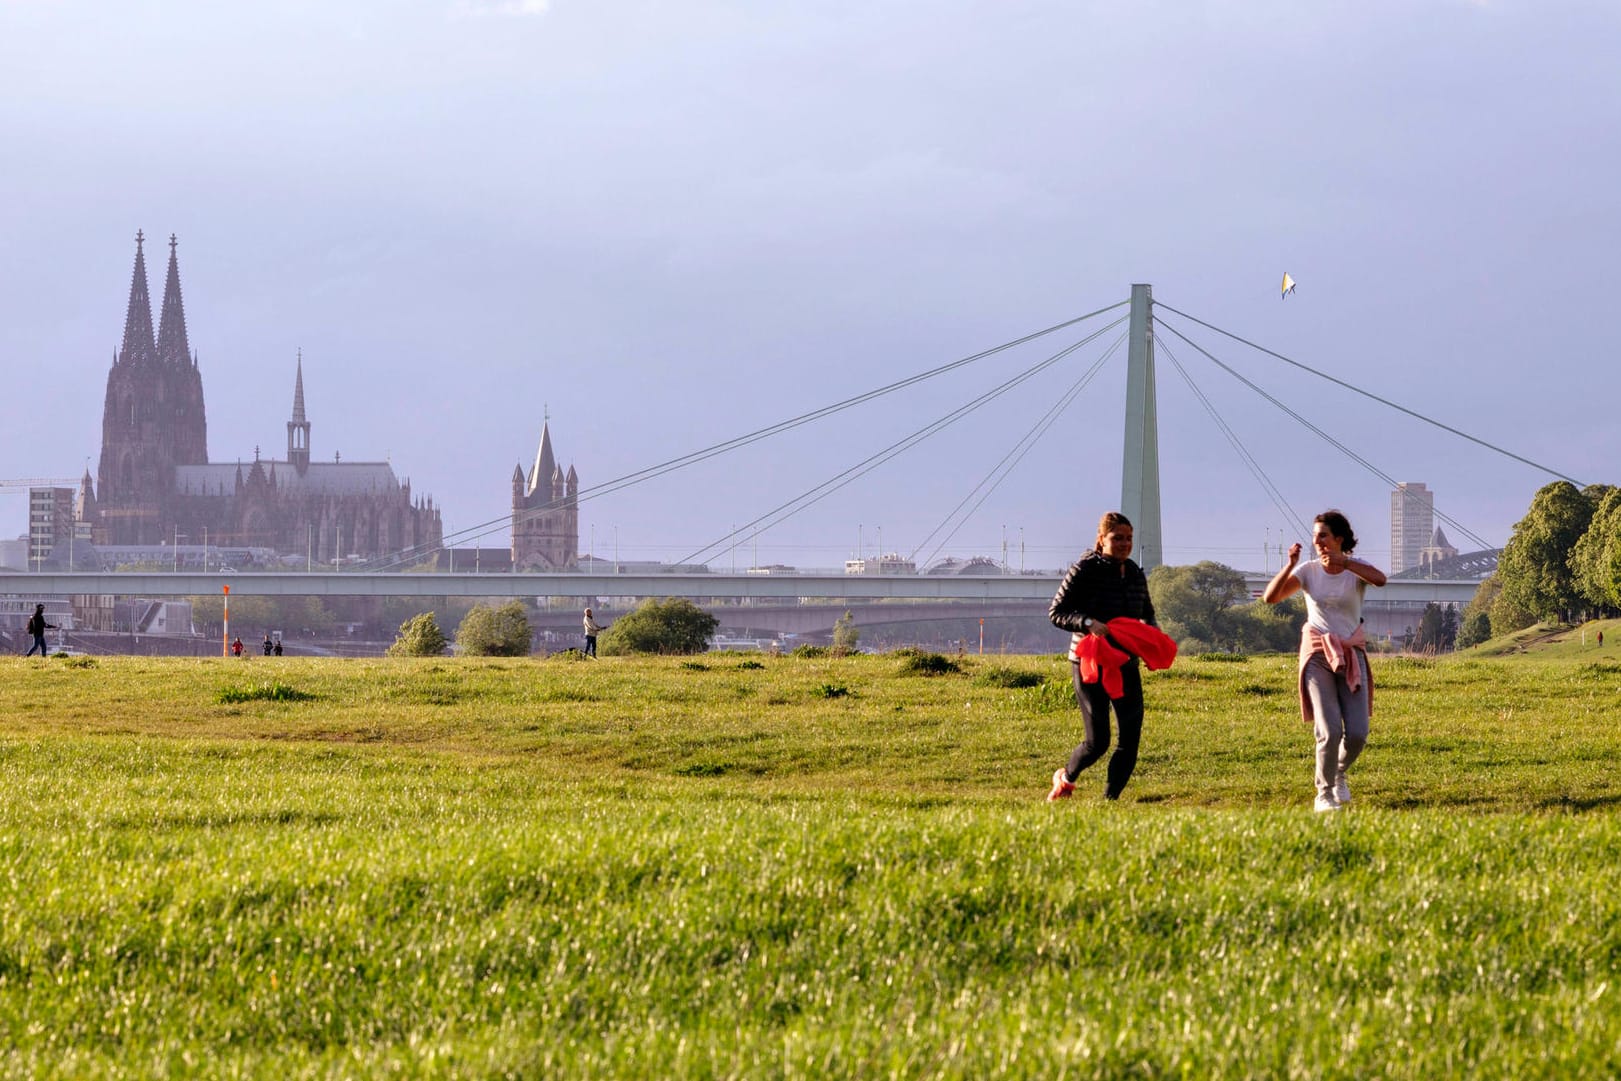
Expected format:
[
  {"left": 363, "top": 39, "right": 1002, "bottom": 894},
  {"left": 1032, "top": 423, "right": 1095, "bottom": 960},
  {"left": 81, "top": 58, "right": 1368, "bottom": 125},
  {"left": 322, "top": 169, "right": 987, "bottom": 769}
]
[
  {"left": 510, "top": 421, "right": 579, "bottom": 570},
  {"left": 82, "top": 232, "right": 443, "bottom": 563}
]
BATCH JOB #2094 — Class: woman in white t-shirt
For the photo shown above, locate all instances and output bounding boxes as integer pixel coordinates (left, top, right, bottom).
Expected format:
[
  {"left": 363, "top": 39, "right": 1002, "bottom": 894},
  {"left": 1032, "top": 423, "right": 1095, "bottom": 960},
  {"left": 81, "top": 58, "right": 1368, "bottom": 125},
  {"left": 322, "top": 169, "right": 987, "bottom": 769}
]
[{"left": 1262, "top": 510, "right": 1387, "bottom": 812}]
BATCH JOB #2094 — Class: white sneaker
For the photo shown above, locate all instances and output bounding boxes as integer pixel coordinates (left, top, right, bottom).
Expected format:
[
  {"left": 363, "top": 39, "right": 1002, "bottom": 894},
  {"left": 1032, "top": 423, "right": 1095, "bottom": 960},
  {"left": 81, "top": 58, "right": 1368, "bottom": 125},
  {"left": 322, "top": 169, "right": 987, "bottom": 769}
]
[
  {"left": 1334, "top": 775, "right": 1351, "bottom": 806},
  {"left": 1314, "top": 794, "right": 1342, "bottom": 813}
]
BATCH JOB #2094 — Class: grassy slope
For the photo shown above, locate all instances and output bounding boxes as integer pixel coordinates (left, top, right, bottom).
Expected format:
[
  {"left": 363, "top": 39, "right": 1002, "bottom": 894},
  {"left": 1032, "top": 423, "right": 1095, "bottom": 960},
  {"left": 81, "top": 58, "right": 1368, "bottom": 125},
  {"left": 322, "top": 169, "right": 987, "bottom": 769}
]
[{"left": 1, "top": 650, "right": 1619, "bottom": 1078}]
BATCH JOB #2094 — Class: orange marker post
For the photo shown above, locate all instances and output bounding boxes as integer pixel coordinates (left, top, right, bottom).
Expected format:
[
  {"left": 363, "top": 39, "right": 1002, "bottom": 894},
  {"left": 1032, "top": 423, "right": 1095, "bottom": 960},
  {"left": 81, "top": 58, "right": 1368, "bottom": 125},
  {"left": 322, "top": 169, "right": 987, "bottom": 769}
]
[{"left": 222, "top": 584, "right": 230, "bottom": 657}]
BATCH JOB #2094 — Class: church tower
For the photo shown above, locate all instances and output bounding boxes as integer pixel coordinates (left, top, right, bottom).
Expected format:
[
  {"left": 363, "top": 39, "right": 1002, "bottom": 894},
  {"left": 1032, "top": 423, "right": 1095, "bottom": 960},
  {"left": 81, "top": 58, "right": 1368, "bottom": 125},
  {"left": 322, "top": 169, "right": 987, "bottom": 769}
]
[
  {"left": 287, "top": 351, "right": 311, "bottom": 474},
  {"left": 95, "top": 233, "right": 211, "bottom": 543},
  {"left": 510, "top": 421, "right": 580, "bottom": 569}
]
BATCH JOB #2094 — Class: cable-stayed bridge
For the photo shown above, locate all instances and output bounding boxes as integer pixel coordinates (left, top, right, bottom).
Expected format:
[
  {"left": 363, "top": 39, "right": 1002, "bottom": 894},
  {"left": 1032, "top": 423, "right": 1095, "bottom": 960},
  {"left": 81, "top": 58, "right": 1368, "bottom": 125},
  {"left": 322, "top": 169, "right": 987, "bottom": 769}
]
[{"left": 5, "top": 284, "right": 1573, "bottom": 644}]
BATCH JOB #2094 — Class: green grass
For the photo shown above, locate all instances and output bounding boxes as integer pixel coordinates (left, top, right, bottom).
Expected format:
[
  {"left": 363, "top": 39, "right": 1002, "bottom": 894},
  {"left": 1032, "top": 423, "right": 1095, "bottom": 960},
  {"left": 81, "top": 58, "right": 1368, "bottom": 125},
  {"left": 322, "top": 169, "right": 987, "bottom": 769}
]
[{"left": 1, "top": 649, "right": 1619, "bottom": 1078}]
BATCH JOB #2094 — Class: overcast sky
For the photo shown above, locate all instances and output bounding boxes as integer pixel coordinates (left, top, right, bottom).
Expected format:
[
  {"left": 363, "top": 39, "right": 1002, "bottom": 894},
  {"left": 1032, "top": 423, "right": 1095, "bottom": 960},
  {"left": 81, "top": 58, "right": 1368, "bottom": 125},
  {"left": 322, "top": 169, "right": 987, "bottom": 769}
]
[{"left": 3, "top": 0, "right": 1617, "bottom": 571}]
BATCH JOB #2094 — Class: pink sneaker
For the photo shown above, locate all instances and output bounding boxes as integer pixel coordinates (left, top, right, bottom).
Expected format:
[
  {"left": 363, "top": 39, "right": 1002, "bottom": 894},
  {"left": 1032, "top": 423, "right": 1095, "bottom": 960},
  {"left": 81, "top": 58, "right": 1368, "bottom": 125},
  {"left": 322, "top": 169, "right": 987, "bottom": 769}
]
[{"left": 1047, "top": 767, "right": 1075, "bottom": 802}]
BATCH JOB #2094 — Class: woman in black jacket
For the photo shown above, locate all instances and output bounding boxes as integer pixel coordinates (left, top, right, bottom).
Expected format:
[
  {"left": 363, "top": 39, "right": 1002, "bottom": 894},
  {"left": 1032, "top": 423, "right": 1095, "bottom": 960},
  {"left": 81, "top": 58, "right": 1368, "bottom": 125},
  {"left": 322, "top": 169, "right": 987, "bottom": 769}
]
[{"left": 1046, "top": 512, "right": 1157, "bottom": 801}]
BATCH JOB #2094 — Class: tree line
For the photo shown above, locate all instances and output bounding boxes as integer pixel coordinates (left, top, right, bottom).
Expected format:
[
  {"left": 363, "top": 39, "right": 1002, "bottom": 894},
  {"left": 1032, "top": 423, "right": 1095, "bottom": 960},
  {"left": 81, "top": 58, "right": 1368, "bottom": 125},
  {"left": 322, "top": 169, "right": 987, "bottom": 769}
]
[{"left": 1458, "top": 480, "right": 1621, "bottom": 646}]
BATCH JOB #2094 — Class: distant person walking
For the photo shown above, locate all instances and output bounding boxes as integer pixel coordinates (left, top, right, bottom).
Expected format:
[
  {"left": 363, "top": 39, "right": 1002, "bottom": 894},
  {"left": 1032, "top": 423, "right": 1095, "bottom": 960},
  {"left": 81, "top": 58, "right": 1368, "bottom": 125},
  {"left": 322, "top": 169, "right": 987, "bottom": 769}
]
[
  {"left": 24, "top": 603, "right": 56, "bottom": 657},
  {"left": 1046, "top": 512, "right": 1165, "bottom": 802},
  {"left": 263, "top": 633, "right": 274, "bottom": 656},
  {"left": 1262, "top": 509, "right": 1387, "bottom": 813},
  {"left": 583, "top": 607, "right": 602, "bottom": 657},
  {"left": 273, "top": 638, "right": 283, "bottom": 656},
  {"left": 231, "top": 636, "right": 244, "bottom": 658},
  {"left": 1599, "top": 630, "right": 1605, "bottom": 648}
]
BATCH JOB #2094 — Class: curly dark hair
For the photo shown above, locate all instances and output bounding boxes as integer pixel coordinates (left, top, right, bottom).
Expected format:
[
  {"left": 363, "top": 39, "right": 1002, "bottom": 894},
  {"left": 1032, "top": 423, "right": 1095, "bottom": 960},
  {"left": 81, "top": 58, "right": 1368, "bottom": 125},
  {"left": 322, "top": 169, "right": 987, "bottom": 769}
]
[{"left": 1314, "top": 509, "right": 1357, "bottom": 553}]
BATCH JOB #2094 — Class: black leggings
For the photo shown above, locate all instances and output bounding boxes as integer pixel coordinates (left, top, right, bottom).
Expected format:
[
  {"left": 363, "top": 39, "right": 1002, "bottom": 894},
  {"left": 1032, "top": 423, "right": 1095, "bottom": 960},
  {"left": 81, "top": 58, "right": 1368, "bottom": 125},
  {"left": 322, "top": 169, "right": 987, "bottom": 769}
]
[{"left": 1065, "top": 659, "right": 1144, "bottom": 799}]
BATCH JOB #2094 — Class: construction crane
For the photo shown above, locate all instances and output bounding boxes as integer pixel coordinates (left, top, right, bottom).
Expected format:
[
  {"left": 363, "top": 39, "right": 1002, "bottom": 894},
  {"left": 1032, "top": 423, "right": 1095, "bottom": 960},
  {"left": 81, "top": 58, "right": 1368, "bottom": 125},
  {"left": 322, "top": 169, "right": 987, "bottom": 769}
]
[{"left": 0, "top": 477, "right": 79, "bottom": 495}]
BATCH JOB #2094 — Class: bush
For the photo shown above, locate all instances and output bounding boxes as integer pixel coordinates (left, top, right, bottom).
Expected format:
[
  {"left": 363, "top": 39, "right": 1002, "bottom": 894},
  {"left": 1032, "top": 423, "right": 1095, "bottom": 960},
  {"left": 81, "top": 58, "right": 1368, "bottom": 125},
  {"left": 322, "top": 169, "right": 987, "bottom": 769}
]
[
  {"left": 455, "top": 601, "right": 532, "bottom": 657},
  {"left": 831, "top": 610, "right": 860, "bottom": 652},
  {"left": 896, "top": 652, "right": 960, "bottom": 676},
  {"left": 598, "top": 598, "right": 718, "bottom": 655},
  {"left": 974, "top": 665, "right": 1043, "bottom": 688},
  {"left": 791, "top": 644, "right": 830, "bottom": 658},
  {"left": 388, "top": 612, "right": 449, "bottom": 657}
]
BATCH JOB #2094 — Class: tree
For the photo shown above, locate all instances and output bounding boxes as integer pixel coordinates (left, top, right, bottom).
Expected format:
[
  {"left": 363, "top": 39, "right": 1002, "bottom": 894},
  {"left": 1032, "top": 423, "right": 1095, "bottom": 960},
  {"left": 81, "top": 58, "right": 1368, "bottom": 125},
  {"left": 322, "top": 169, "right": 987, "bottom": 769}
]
[
  {"left": 388, "top": 612, "right": 448, "bottom": 656},
  {"left": 1440, "top": 603, "right": 1459, "bottom": 651},
  {"left": 1493, "top": 481, "right": 1596, "bottom": 629},
  {"left": 1571, "top": 487, "right": 1621, "bottom": 615},
  {"left": 1413, "top": 602, "right": 1444, "bottom": 654},
  {"left": 1456, "top": 576, "right": 1500, "bottom": 649},
  {"left": 598, "top": 598, "right": 718, "bottom": 655},
  {"left": 455, "top": 601, "right": 533, "bottom": 656},
  {"left": 1147, "top": 562, "right": 1249, "bottom": 650},
  {"left": 831, "top": 610, "right": 861, "bottom": 653}
]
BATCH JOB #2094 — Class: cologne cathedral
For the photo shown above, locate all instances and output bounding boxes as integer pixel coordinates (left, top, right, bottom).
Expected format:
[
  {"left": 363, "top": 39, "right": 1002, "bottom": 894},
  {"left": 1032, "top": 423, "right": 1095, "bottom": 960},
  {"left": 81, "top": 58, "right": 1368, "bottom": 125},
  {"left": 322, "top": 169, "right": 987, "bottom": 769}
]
[{"left": 82, "top": 232, "right": 443, "bottom": 562}]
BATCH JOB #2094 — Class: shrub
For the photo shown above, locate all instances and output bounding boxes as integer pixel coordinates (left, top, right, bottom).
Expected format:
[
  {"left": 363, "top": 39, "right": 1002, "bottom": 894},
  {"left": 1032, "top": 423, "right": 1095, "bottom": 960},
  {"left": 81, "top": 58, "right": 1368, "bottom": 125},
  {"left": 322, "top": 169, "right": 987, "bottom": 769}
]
[
  {"left": 974, "top": 665, "right": 1042, "bottom": 688},
  {"left": 737, "top": 659, "right": 765, "bottom": 670},
  {"left": 388, "top": 612, "right": 448, "bottom": 657},
  {"left": 599, "top": 598, "right": 719, "bottom": 655},
  {"left": 791, "top": 644, "right": 830, "bottom": 658},
  {"left": 897, "top": 652, "right": 960, "bottom": 676},
  {"left": 831, "top": 610, "right": 860, "bottom": 652},
  {"left": 814, "top": 683, "right": 850, "bottom": 699},
  {"left": 456, "top": 601, "right": 532, "bottom": 657}
]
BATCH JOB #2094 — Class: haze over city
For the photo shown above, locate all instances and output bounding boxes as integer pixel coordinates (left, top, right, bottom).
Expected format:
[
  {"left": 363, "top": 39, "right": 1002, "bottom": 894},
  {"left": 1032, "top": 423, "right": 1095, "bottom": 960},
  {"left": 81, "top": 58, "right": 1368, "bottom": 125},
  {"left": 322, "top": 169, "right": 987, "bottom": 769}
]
[{"left": 4, "top": 1, "right": 1617, "bottom": 572}]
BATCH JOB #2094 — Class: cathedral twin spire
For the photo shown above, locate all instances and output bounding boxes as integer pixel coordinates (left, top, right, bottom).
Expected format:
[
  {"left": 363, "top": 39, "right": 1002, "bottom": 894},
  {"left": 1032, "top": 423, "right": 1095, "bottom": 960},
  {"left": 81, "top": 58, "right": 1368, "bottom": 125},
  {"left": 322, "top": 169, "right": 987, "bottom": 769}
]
[{"left": 119, "top": 231, "right": 197, "bottom": 368}]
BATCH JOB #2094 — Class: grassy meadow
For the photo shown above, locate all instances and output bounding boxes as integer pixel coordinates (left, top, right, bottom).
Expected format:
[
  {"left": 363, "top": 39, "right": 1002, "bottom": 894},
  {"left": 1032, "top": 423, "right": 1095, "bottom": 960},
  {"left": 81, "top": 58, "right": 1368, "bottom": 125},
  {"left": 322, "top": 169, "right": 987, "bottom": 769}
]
[{"left": 2, "top": 636, "right": 1620, "bottom": 1078}]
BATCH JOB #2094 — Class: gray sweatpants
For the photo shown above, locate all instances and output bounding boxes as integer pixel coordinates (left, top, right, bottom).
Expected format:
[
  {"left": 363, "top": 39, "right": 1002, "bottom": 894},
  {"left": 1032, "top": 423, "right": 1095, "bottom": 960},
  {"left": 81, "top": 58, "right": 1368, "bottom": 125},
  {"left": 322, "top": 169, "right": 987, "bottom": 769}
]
[{"left": 1301, "top": 652, "right": 1369, "bottom": 798}]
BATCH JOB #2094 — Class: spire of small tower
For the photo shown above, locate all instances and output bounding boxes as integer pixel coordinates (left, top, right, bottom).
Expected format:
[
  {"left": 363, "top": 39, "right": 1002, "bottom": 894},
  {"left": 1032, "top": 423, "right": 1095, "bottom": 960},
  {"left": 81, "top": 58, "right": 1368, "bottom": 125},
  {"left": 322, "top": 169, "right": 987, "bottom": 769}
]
[
  {"left": 287, "top": 350, "right": 312, "bottom": 475},
  {"left": 119, "top": 230, "right": 157, "bottom": 364},
  {"left": 156, "top": 233, "right": 192, "bottom": 365},
  {"left": 526, "top": 422, "right": 557, "bottom": 498},
  {"left": 291, "top": 349, "right": 307, "bottom": 423}
]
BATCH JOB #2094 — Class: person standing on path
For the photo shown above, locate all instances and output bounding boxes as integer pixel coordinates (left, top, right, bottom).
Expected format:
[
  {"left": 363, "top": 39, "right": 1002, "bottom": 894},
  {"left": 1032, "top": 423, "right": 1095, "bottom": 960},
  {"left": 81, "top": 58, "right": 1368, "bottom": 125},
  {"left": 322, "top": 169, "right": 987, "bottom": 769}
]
[
  {"left": 24, "top": 604, "right": 56, "bottom": 657},
  {"left": 1262, "top": 509, "right": 1387, "bottom": 813},
  {"left": 583, "top": 607, "right": 602, "bottom": 657},
  {"left": 1046, "top": 512, "right": 1160, "bottom": 802}
]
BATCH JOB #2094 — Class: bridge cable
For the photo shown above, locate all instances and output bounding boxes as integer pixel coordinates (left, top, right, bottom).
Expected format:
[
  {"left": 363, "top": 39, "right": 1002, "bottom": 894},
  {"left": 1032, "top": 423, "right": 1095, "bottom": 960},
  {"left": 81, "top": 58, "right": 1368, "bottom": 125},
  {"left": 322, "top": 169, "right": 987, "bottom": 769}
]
[
  {"left": 1156, "top": 316, "right": 1495, "bottom": 552},
  {"left": 1155, "top": 335, "right": 1312, "bottom": 542},
  {"left": 1154, "top": 302, "right": 1584, "bottom": 487},
  {"left": 676, "top": 316, "right": 1131, "bottom": 567},
  {"left": 911, "top": 331, "right": 1128, "bottom": 570},
  {"left": 367, "top": 300, "right": 1131, "bottom": 571}
]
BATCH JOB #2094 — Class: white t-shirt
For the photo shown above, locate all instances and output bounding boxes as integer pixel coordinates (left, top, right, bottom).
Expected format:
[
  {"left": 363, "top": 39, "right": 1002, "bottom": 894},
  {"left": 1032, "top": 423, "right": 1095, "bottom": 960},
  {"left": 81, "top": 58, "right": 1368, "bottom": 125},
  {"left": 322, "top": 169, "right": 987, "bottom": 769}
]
[{"left": 1291, "top": 560, "right": 1366, "bottom": 638}]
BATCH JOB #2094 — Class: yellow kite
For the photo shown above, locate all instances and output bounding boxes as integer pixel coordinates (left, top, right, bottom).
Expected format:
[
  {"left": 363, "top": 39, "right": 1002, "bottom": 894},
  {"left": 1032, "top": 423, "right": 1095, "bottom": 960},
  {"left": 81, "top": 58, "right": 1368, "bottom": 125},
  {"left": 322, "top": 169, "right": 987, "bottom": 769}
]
[{"left": 1281, "top": 273, "right": 1296, "bottom": 298}]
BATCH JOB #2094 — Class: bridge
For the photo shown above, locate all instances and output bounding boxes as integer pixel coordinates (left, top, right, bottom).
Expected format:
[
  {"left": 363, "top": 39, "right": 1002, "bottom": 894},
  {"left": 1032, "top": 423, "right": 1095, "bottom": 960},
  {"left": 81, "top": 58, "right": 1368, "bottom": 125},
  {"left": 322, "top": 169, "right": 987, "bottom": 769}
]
[{"left": 12, "top": 281, "right": 1564, "bottom": 651}]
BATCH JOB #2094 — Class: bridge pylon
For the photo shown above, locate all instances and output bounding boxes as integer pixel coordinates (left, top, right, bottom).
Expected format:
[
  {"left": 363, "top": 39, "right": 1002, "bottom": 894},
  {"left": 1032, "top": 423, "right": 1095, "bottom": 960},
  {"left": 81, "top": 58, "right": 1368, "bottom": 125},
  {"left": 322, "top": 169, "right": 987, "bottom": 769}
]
[{"left": 1120, "top": 283, "right": 1163, "bottom": 570}]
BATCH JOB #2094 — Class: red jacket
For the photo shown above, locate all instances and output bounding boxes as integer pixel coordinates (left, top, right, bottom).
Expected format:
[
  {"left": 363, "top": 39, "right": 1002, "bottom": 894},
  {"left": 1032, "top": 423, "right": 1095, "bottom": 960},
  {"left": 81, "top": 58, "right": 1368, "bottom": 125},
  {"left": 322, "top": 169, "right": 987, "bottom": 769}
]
[{"left": 1071, "top": 617, "right": 1177, "bottom": 698}]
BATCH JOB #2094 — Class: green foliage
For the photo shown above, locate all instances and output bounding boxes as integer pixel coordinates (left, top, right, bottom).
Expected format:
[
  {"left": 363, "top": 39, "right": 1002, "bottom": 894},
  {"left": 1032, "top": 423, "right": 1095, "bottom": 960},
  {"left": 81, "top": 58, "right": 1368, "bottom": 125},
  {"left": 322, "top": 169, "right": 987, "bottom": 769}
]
[
  {"left": 215, "top": 681, "right": 314, "bottom": 704},
  {"left": 386, "top": 612, "right": 449, "bottom": 657},
  {"left": 1150, "top": 561, "right": 1305, "bottom": 653},
  {"left": 831, "top": 610, "right": 861, "bottom": 652},
  {"left": 1494, "top": 481, "right": 1597, "bottom": 627},
  {"left": 60, "top": 655, "right": 98, "bottom": 669},
  {"left": 1571, "top": 487, "right": 1621, "bottom": 613},
  {"left": 455, "top": 601, "right": 533, "bottom": 657},
  {"left": 791, "top": 644, "right": 829, "bottom": 658},
  {"left": 1457, "top": 577, "right": 1501, "bottom": 649},
  {"left": 896, "top": 652, "right": 960, "bottom": 676},
  {"left": 737, "top": 659, "right": 765, "bottom": 670},
  {"left": 813, "top": 682, "right": 849, "bottom": 698},
  {"left": 1194, "top": 652, "right": 1249, "bottom": 663},
  {"left": 599, "top": 598, "right": 719, "bottom": 656},
  {"left": 973, "top": 665, "right": 1044, "bottom": 688}
]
